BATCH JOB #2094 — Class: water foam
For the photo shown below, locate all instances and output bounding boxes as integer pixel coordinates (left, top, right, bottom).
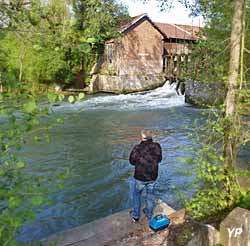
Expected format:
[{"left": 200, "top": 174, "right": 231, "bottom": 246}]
[{"left": 56, "top": 81, "right": 185, "bottom": 112}]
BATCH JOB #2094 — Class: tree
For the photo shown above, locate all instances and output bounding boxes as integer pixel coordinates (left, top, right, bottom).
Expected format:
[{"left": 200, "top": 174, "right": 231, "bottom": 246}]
[
  {"left": 0, "top": 0, "right": 129, "bottom": 90},
  {"left": 71, "top": 0, "right": 129, "bottom": 85},
  {"left": 156, "top": 0, "right": 249, "bottom": 167},
  {"left": 153, "top": 0, "right": 250, "bottom": 219},
  {"left": 224, "top": 0, "right": 246, "bottom": 170}
]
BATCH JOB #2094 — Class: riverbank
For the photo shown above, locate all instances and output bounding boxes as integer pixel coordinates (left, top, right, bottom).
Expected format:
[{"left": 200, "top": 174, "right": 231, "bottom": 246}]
[{"left": 41, "top": 202, "right": 250, "bottom": 246}]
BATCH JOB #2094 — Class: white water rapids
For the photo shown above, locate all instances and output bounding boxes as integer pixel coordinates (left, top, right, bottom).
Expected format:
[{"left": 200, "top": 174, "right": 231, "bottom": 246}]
[{"left": 56, "top": 82, "right": 185, "bottom": 111}]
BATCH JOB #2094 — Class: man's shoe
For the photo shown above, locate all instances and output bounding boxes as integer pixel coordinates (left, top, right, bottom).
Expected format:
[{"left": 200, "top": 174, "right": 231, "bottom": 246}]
[{"left": 131, "top": 216, "right": 139, "bottom": 223}]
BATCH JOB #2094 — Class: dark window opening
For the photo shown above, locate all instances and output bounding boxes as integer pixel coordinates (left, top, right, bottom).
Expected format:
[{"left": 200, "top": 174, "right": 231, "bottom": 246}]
[{"left": 107, "top": 44, "right": 113, "bottom": 64}]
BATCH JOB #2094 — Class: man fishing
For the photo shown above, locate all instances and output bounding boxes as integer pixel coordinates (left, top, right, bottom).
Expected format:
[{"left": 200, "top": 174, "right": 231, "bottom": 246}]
[{"left": 129, "top": 129, "right": 162, "bottom": 222}]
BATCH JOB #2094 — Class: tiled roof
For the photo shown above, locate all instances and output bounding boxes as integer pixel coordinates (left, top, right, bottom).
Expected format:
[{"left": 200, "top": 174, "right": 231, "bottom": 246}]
[
  {"left": 118, "top": 13, "right": 201, "bottom": 41},
  {"left": 155, "top": 22, "right": 199, "bottom": 40},
  {"left": 176, "top": 24, "right": 201, "bottom": 37},
  {"left": 119, "top": 13, "right": 147, "bottom": 33}
]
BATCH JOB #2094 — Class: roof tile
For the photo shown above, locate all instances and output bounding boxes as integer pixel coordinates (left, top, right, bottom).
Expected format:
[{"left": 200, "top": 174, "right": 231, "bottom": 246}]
[
  {"left": 118, "top": 14, "right": 200, "bottom": 41},
  {"left": 155, "top": 22, "right": 198, "bottom": 40}
]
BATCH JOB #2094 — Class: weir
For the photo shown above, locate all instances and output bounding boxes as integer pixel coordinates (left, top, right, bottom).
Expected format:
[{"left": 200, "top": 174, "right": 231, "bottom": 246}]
[{"left": 56, "top": 81, "right": 185, "bottom": 112}]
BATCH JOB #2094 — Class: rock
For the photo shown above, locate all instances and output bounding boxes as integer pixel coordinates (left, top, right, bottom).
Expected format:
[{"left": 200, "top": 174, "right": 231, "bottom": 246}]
[
  {"left": 108, "top": 228, "right": 168, "bottom": 246},
  {"left": 88, "top": 74, "right": 99, "bottom": 93},
  {"left": 185, "top": 80, "right": 226, "bottom": 107},
  {"left": 220, "top": 207, "right": 250, "bottom": 246},
  {"left": 153, "top": 199, "right": 176, "bottom": 217},
  {"left": 168, "top": 208, "right": 186, "bottom": 225},
  {"left": 140, "top": 228, "right": 170, "bottom": 246},
  {"left": 186, "top": 223, "right": 220, "bottom": 246},
  {"left": 55, "top": 84, "right": 62, "bottom": 92}
]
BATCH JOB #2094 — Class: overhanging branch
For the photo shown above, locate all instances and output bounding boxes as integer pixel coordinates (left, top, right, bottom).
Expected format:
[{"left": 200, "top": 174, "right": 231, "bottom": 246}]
[{"left": 244, "top": 47, "right": 250, "bottom": 54}]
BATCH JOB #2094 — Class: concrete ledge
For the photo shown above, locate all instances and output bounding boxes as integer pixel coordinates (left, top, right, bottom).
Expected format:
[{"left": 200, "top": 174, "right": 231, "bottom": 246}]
[{"left": 42, "top": 200, "right": 175, "bottom": 246}]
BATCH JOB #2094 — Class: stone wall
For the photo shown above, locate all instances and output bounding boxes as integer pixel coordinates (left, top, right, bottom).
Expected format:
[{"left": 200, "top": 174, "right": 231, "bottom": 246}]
[{"left": 88, "top": 74, "right": 165, "bottom": 93}]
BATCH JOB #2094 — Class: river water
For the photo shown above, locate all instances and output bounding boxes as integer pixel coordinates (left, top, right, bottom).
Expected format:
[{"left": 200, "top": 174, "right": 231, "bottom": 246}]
[{"left": 18, "top": 82, "right": 208, "bottom": 243}]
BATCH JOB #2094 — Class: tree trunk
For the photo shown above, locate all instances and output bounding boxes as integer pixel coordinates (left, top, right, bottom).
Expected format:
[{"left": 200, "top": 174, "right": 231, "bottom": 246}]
[
  {"left": 0, "top": 73, "right": 3, "bottom": 93},
  {"left": 224, "top": 0, "right": 245, "bottom": 170},
  {"left": 19, "top": 61, "right": 23, "bottom": 83}
]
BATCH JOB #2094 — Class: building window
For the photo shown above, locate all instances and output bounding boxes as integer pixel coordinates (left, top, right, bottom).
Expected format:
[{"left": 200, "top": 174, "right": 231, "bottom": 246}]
[{"left": 107, "top": 44, "right": 113, "bottom": 64}]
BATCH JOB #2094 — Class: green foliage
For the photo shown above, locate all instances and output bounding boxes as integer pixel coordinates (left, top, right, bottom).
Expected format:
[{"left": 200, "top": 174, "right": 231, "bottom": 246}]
[
  {"left": 72, "top": 0, "right": 129, "bottom": 40},
  {"left": 177, "top": 0, "right": 250, "bottom": 90},
  {"left": 0, "top": 0, "right": 129, "bottom": 90},
  {"left": 178, "top": 0, "right": 234, "bottom": 84},
  {"left": 0, "top": 91, "right": 72, "bottom": 246},
  {"left": 182, "top": 109, "right": 250, "bottom": 221},
  {"left": 68, "top": 95, "right": 75, "bottom": 104},
  {"left": 236, "top": 191, "right": 250, "bottom": 209},
  {"left": 47, "top": 92, "right": 57, "bottom": 104},
  {"left": 78, "top": 92, "right": 85, "bottom": 100},
  {"left": 152, "top": 0, "right": 250, "bottom": 224},
  {"left": 23, "top": 99, "right": 37, "bottom": 113}
]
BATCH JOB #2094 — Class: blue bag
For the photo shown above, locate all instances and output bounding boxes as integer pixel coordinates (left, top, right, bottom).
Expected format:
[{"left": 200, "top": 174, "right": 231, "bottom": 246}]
[{"left": 149, "top": 214, "right": 170, "bottom": 231}]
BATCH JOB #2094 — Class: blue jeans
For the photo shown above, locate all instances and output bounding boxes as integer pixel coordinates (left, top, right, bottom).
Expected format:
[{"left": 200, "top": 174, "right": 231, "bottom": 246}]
[{"left": 132, "top": 178, "right": 156, "bottom": 220}]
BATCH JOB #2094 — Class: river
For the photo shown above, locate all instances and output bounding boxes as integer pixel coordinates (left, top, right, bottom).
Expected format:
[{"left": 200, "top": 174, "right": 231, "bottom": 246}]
[{"left": 18, "top": 82, "right": 208, "bottom": 243}]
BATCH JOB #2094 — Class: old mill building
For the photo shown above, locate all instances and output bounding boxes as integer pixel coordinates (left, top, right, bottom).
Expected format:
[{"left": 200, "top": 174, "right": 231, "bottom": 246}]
[{"left": 89, "top": 13, "right": 201, "bottom": 93}]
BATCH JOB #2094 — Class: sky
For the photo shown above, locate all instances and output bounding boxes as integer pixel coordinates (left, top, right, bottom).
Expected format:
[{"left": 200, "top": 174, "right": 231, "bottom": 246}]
[{"left": 120, "top": 0, "right": 203, "bottom": 26}]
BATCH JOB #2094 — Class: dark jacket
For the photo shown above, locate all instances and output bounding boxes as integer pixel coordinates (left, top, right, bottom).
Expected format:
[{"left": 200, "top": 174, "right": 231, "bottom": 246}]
[{"left": 129, "top": 139, "right": 162, "bottom": 181}]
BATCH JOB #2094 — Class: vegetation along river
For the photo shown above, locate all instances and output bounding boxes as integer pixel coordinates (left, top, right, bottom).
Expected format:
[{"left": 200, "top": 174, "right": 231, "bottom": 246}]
[{"left": 16, "top": 82, "right": 231, "bottom": 243}]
